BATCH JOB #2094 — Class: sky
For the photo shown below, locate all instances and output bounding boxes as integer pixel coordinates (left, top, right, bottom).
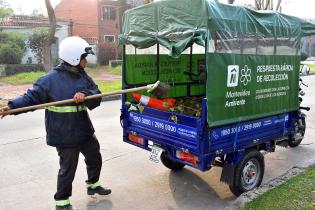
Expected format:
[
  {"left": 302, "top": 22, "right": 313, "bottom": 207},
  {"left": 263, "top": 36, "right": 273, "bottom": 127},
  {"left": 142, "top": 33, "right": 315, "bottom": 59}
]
[
  {"left": 233, "top": 0, "right": 315, "bottom": 20},
  {"left": 4, "top": 0, "right": 315, "bottom": 20},
  {"left": 5, "top": 0, "right": 61, "bottom": 15}
]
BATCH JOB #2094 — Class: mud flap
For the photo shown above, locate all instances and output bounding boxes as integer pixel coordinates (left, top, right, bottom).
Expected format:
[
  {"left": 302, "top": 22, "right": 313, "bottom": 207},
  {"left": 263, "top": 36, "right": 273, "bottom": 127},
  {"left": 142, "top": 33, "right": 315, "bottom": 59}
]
[{"left": 220, "top": 162, "right": 236, "bottom": 186}]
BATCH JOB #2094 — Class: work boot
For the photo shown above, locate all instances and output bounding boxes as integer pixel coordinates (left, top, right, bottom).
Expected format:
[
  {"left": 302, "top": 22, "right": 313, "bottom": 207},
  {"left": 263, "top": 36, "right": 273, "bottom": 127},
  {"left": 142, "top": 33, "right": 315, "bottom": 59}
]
[
  {"left": 55, "top": 204, "right": 73, "bottom": 210},
  {"left": 87, "top": 186, "right": 111, "bottom": 195}
]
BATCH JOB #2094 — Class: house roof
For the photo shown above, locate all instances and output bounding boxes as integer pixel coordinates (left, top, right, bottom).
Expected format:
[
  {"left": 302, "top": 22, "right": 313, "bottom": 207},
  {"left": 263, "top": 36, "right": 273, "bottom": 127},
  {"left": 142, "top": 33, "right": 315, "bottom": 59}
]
[
  {"left": 82, "top": 37, "right": 99, "bottom": 45},
  {"left": 0, "top": 15, "right": 68, "bottom": 28}
]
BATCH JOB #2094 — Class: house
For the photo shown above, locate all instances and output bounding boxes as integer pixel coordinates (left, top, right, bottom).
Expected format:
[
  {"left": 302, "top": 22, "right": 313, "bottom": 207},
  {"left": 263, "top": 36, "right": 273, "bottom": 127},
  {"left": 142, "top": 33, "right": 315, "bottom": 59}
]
[
  {"left": 55, "top": 0, "right": 134, "bottom": 64},
  {"left": 0, "top": 15, "right": 70, "bottom": 64}
]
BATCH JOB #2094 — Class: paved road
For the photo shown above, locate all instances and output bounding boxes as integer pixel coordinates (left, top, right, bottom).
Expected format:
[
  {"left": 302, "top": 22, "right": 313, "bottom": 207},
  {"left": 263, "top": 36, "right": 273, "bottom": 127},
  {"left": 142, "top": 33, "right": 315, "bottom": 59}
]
[{"left": 0, "top": 75, "right": 314, "bottom": 210}]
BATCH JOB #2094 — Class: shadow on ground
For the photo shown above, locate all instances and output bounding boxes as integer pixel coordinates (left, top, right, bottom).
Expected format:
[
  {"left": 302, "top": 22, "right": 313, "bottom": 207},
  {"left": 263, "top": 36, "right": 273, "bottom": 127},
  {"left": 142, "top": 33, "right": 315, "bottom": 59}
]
[{"left": 168, "top": 168, "right": 235, "bottom": 210}]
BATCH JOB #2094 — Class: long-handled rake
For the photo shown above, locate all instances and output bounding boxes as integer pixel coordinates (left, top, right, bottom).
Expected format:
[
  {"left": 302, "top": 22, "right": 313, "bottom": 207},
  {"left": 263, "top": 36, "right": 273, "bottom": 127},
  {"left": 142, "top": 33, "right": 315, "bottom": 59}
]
[{"left": 0, "top": 81, "right": 170, "bottom": 116}]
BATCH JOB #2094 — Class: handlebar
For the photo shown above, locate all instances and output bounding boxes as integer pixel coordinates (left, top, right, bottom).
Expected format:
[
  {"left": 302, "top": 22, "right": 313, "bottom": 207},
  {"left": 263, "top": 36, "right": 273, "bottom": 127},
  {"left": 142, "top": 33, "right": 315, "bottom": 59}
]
[
  {"left": 299, "top": 78, "right": 308, "bottom": 87},
  {"left": 299, "top": 106, "right": 310, "bottom": 111}
]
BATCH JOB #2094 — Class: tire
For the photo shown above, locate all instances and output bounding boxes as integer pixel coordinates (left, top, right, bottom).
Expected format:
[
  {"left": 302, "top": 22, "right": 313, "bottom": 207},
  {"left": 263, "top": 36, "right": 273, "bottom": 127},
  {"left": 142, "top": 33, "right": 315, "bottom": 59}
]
[
  {"left": 229, "top": 150, "right": 264, "bottom": 196},
  {"left": 160, "top": 152, "right": 185, "bottom": 170},
  {"left": 288, "top": 118, "right": 306, "bottom": 147}
]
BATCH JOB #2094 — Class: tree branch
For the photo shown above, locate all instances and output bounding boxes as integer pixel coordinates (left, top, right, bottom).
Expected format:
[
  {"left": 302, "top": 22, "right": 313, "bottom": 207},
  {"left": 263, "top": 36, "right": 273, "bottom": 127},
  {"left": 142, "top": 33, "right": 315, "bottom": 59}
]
[
  {"left": 264, "top": 0, "right": 270, "bottom": 10},
  {"left": 275, "top": 0, "right": 282, "bottom": 11},
  {"left": 255, "top": 0, "right": 261, "bottom": 10},
  {"left": 45, "top": 0, "right": 56, "bottom": 44}
]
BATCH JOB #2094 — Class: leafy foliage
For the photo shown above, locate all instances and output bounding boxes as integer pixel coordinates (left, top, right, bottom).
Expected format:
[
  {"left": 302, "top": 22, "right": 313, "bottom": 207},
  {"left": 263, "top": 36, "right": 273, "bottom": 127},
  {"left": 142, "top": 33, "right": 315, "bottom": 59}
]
[
  {"left": 171, "top": 97, "right": 203, "bottom": 118},
  {"left": 126, "top": 96, "right": 204, "bottom": 118},
  {"left": 98, "top": 42, "right": 122, "bottom": 65},
  {"left": 0, "top": 7, "right": 12, "bottom": 18},
  {"left": 27, "top": 28, "right": 49, "bottom": 64},
  {"left": 0, "top": 0, "right": 13, "bottom": 18},
  {"left": 0, "top": 32, "right": 26, "bottom": 64}
]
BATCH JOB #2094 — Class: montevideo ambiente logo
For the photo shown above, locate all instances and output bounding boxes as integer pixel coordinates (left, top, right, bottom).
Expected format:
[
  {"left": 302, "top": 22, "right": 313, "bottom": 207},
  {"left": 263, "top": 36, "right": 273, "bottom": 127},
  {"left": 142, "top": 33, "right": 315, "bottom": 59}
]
[
  {"left": 227, "top": 65, "right": 251, "bottom": 87},
  {"left": 227, "top": 65, "right": 239, "bottom": 87}
]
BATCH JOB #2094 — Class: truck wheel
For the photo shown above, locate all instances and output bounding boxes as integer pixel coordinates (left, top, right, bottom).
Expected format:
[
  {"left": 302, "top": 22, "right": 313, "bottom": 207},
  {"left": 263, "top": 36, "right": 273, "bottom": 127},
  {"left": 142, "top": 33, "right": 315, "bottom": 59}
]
[
  {"left": 229, "top": 150, "right": 264, "bottom": 196},
  {"left": 160, "top": 152, "right": 185, "bottom": 170},
  {"left": 288, "top": 118, "right": 306, "bottom": 147}
]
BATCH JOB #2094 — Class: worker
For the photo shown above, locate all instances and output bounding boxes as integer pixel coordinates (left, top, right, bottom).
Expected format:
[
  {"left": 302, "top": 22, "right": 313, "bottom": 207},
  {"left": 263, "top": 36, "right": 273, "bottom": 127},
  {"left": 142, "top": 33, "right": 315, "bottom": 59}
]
[{"left": 0, "top": 36, "right": 111, "bottom": 210}]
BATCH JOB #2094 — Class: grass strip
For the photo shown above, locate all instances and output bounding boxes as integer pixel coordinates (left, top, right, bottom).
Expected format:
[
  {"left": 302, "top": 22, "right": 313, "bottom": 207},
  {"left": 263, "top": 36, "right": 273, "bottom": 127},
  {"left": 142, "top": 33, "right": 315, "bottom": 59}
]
[
  {"left": 0, "top": 71, "right": 44, "bottom": 85},
  {"left": 244, "top": 166, "right": 315, "bottom": 210}
]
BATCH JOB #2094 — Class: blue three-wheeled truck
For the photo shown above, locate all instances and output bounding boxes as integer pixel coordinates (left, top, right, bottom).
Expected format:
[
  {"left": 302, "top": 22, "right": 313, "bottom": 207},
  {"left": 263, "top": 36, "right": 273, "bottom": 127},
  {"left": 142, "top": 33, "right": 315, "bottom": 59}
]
[{"left": 119, "top": 0, "right": 314, "bottom": 196}]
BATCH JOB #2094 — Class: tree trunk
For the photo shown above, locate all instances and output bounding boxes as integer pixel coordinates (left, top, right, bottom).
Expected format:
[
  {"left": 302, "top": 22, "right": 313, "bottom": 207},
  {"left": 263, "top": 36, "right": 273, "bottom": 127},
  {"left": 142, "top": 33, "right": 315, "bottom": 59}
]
[
  {"left": 255, "top": 0, "right": 281, "bottom": 11},
  {"left": 119, "top": 0, "right": 127, "bottom": 34},
  {"left": 44, "top": 0, "right": 56, "bottom": 72},
  {"left": 275, "top": 0, "right": 282, "bottom": 11},
  {"left": 255, "top": 0, "right": 262, "bottom": 10},
  {"left": 264, "top": 0, "right": 270, "bottom": 10}
]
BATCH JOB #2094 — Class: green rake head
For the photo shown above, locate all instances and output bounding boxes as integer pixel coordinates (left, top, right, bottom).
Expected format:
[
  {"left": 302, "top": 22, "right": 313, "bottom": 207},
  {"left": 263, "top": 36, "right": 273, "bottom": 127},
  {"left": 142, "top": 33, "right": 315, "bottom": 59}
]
[{"left": 147, "top": 81, "right": 171, "bottom": 98}]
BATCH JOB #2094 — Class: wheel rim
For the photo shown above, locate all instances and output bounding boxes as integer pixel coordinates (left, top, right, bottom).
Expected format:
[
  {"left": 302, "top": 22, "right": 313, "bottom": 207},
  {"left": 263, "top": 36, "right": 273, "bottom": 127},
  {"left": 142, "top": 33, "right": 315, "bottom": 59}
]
[
  {"left": 241, "top": 159, "right": 261, "bottom": 191},
  {"left": 292, "top": 120, "right": 305, "bottom": 143}
]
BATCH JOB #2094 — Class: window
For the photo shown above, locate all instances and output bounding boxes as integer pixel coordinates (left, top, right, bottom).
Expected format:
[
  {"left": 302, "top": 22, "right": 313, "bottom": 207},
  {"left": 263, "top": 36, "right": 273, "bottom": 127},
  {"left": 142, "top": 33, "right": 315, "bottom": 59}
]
[
  {"left": 104, "top": 35, "right": 115, "bottom": 42},
  {"left": 102, "top": 6, "right": 116, "bottom": 20}
]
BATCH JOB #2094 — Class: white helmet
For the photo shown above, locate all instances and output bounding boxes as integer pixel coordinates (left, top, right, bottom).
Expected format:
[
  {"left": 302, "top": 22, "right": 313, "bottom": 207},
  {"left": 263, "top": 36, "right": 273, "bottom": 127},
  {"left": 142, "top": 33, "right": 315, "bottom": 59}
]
[{"left": 58, "top": 36, "right": 94, "bottom": 66}]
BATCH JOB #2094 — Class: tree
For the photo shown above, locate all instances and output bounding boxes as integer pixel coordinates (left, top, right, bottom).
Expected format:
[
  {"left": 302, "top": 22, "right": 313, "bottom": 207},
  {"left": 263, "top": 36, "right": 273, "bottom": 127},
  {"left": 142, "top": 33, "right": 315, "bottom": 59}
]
[
  {"left": 0, "top": 32, "right": 26, "bottom": 64},
  {"left": 98, "top": 42, "right": 122, "bottom": 65},
  {"left": 143, "top": 0, "right": 153, "bottom": 4},
  {"left": 0, "top": 0, "right": 13, "bottom": 18},
  {"left": 254, "top": 0, "right": 282, "bottom": 11},
  {"left": 227, "top": 0, "right": 282, "bottom": 11},
  {"left": 28, "top": 28, "right": 48, "bottom": 64},
  {"left": 275, "top": 0, "right": 282, "bottom": 11},
  {"left": 43, "top": 0, "right": 56, "bottom": 71}
]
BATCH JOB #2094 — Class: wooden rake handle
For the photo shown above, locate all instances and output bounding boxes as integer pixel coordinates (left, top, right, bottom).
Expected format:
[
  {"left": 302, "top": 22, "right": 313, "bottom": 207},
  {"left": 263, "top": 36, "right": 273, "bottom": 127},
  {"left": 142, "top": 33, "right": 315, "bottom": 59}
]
[{"left": 1, "top": 85, "right": 148, "bottom": 115}]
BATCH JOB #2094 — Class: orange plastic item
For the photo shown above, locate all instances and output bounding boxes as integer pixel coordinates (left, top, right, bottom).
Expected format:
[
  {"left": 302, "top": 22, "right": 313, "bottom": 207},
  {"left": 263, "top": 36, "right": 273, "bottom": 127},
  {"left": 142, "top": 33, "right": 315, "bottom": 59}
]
[{"left": 132, "top": 93, "right": 176, "bottom": 111}]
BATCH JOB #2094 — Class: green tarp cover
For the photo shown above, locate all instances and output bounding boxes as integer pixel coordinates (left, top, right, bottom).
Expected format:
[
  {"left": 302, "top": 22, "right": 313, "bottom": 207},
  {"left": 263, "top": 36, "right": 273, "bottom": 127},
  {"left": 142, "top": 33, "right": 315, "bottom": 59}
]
[
  {"left": 121, "top": 0, "right": 315, "bottom": 128},
  {"left": 121, "top": 0, "right": 208, "bottom": 57},
  {"left": 121, "top": 0, "right": 315, "bottom": 57}
]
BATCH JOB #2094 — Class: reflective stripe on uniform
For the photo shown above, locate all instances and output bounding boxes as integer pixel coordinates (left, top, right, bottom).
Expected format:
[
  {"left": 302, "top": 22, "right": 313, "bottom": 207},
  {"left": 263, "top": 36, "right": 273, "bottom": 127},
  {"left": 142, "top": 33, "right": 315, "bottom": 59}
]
[
  {"left": 87, "top": 180, "right": 101, "bottom": 189},
  {"left": 46, "top": 105, "right": 87, "bottom": 113},
  {"left": 55, "top": 199, "right": 70, "bottom": 206}
]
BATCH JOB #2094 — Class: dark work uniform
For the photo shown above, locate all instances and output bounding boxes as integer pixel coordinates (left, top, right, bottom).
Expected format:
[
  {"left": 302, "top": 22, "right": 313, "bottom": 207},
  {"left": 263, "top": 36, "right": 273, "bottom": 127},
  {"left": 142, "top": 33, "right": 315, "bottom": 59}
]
[{"left": 8, "top": 63, "right": 102, "bottom": 201}]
